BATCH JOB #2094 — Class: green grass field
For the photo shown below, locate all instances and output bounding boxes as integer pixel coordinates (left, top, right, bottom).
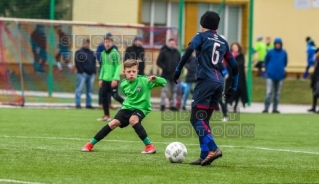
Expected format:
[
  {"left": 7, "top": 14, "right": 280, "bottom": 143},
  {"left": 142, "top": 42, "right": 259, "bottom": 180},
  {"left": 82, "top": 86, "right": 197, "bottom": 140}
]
[{"left": 0, "top": 108, "right": 319, "bottom": 184}]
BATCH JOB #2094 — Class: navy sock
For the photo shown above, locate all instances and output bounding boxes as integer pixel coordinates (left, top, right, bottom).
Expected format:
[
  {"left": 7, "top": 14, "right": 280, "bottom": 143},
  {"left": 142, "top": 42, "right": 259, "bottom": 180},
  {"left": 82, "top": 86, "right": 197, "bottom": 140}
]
[
  {"left": 203, "top": 133, "right": 218, "bottom": 151},
  {"left": 200, "top": 142, "right": 209, "bottom": 159},
  {"left": 193, "top": 120, "right": 218, "bottom": 152}
]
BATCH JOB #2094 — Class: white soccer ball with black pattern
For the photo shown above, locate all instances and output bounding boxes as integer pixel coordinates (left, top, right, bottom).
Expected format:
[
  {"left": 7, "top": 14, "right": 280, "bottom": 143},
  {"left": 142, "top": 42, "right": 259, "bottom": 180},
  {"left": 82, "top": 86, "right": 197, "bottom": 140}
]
[{"left": 165, "top": 142, "right": 187, "bottom": 163}]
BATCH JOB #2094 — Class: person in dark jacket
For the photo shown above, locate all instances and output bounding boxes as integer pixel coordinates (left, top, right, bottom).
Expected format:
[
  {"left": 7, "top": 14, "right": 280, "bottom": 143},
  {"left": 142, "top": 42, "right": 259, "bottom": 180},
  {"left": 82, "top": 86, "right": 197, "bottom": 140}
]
[
  {"left": 181, "top": 52, "right": 197, "bottom": 110},
  {"left": 308, "top": 48, "right": 319, "bottom": 113},
  {"left": 227, "top": 42, "right": 248, "bottom": 112},
  {"left": 124, "top": 36, "right": 145, "bottom": 75},
  {"left": 75, "top": 39, "right": 96, "bottom": 109},
  {"left": 262, "top": 38, "right": 288, "bottom": 113},
  {"left": 157, "top": 38, "right": 181, "bottom": 111}
]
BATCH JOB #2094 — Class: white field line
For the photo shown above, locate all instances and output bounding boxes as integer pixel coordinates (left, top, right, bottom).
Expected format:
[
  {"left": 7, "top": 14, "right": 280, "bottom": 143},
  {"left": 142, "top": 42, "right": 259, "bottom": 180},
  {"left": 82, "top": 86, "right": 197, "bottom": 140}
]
[
  {"left": 1, "top": 135, "right": 319, "bottom": 155},
  {"left": 0, "top": 179, "right": 44, "bottom": 184}
]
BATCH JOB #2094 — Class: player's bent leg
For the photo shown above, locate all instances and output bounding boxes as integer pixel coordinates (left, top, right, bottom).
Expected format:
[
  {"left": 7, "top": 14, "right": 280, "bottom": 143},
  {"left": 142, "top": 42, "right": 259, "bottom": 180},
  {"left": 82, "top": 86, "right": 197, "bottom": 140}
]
[
  {"left": 189, "top": 107, "right": 222, "bottom": 166},
  {"left": 82, "top": 119, "right": 121, "bottom": 152},
  {"left": 189, "top": 107, "right": 210, "bottom": 164},
  {"left": 129, "top": 115, "right": 156, "bottom": 154},
  {"left": 199, "top": 111, "right": 223, "bottom": 166}
]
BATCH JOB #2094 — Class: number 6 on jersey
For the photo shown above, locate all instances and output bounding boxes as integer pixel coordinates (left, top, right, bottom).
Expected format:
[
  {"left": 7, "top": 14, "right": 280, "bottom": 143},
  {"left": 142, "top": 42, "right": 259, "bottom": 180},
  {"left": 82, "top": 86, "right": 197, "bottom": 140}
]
[{"left": 212, "top": 42, "right": 220, "bottom": 65}]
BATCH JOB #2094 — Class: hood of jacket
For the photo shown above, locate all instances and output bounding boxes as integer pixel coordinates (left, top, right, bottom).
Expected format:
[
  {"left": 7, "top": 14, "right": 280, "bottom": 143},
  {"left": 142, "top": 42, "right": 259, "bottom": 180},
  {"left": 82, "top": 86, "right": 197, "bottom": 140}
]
[{"left": 274, "top": 38, "right": 283, "bottom": 50}]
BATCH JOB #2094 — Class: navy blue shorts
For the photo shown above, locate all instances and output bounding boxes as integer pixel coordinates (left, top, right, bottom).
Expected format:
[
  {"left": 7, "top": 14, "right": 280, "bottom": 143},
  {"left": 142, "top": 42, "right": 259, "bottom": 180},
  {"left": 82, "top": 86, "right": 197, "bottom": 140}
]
[{"left": 192, "top": 79, "right": 223, "bottom": 110}]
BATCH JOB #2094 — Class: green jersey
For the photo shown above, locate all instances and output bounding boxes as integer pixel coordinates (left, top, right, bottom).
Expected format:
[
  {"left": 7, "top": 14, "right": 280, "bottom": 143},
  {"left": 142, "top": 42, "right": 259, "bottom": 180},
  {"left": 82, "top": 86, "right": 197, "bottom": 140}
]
[
  {"left": 120, "top": 76, "right": 167, "bottom": 116},
  {"left": 254, "top": 41, "right": 267, "bottom": 62},
  {"left": 99, "top": 48, "right": 121, "bottom": 81}
]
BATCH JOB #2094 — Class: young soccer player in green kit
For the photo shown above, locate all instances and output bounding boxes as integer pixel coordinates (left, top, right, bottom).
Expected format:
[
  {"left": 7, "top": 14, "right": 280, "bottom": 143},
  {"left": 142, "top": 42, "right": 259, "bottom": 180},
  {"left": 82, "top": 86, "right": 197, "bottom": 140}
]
[{"left": 82, "top": 60, "right": 167, "bottom": 154}]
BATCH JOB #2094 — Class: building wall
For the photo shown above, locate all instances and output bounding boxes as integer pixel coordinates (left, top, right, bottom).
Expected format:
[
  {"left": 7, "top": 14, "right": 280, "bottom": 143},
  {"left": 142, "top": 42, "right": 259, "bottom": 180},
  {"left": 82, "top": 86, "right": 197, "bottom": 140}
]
[
  {"left": 184, "top": 2, "right": 198, "bottom": 47},
  {"left": 183, "top": 0, "right": 249, "bottom": 51},
  {"left": 72, "top": 0, "right": 139, "bottom": 24},
  {"left": 72, "top": 0, "right": 319, "bottom": 73},
  {"left": 254, "top": 0, "right": 319, "bottom": 72},
  {"left": 138, "top": 0, "right": 249, "bottom": 50}
]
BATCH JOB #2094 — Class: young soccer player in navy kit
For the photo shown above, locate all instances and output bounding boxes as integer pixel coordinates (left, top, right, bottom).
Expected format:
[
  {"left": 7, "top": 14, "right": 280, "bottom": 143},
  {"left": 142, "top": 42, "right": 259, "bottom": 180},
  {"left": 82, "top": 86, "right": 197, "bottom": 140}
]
[
  {"left": 82, "top": 60, "right": 167, "bottom": 154},
  {"left": 174, "top": 11, "right": 239, "bottom": 166}
]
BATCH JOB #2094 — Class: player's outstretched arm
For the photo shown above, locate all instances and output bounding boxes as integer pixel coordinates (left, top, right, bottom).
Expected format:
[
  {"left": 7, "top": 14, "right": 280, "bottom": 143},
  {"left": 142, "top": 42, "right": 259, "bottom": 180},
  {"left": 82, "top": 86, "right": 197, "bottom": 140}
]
[
  {"left": 148, "top": 75, "right": 167, "bottom": 88},
  {"left": 175, "top": 44, "right": 194, "bottom": 71},
  {"left": 174, "top": 33, "right": 203, "bottom": 84},
  {"left": 173, "top": 43, "right": 195, "bottom": 84}
]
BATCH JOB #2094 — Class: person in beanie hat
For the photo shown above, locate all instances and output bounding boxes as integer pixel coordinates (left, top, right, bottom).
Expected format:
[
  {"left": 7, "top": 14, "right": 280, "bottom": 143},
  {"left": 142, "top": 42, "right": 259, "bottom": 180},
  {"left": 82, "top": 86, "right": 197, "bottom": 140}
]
[
  {"left": 199, "top": 11, "right": 220, "bottom": 30},
  {"left": 173, "top": 11, "right": 239, "bottom": 166}
]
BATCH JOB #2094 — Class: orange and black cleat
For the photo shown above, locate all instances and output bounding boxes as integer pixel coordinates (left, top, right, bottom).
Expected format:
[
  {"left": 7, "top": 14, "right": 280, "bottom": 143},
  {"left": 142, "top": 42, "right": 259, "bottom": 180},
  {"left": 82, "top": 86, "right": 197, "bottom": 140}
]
[
  {"left": 201, "top": 148, "right": 223, "bottom": 166},
  {"left": 82, "top": 142, "right": 94, "bottom": 152}
]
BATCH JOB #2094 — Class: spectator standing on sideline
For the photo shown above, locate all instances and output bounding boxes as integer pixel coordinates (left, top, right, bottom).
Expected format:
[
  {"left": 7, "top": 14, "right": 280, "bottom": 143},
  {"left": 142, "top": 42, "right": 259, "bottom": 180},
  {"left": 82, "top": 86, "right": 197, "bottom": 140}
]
[
  {"left": 254, "top": 36, "right": 267, "bottom": 77},
  {"left": 74, "top": 39, "right": 96, "bottom": 109},
  {"left": 308, "top": 48, "right": 319, "bottom": 113},
  {"left": 124, "top": 36, "right": 145, "bottom": 75},
  {"left": 227, "top": 42, "right": 248, "bottom": 112},
  {"left": 30, "top": 25, "right": 47, "bottom": 73},
  {"left": 157, "top": 38, "right": 181, "bottom": 111},
  {"left": 96, "top": 33, "right": 118, "bottom": 109},
  {"left": 302, "top": 37, "right": 316, "bottom": 80},
  {"left": 181, "top": 51, "right": 197, "bottom": 110},
  {"left": 262, "top": 38, "right": 288, "bottom": 113}
]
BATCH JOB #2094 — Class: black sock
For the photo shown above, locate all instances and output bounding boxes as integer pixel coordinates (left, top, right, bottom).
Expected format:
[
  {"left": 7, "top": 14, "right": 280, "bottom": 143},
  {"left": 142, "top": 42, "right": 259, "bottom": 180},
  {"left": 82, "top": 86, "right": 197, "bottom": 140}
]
[
  {"left": 132, "top": 123, "right": 150, "bottom": 145},
  {"left": 93, "top": 124, "right": 113, "bottom": 143}
]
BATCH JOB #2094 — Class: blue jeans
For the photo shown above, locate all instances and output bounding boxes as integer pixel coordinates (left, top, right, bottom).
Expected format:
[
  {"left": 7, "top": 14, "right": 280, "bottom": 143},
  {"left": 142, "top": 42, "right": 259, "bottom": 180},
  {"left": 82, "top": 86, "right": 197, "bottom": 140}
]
[
  {"left": 182, "top": 82, "right": 192, "bottom": 108},
  {"left": 264, "top": 79, "right": 283, "bottom": 111},
  {"left": 75, "top": 73, "right": 95, "bottom": 107}
]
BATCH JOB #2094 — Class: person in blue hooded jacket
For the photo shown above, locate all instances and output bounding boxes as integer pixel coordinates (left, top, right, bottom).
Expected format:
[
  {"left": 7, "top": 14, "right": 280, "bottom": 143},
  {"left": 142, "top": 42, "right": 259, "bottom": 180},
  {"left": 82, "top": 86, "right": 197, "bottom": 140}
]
[{"left": 262, "top": 38, "right": 288, "bottom": 113}]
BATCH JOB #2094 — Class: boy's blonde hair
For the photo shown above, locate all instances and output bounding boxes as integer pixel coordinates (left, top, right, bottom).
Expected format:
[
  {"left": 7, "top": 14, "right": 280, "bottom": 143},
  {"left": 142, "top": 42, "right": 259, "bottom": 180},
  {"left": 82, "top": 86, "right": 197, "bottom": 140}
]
[{"left": 124, "top": 59, "right": 139, "bottom": 69}]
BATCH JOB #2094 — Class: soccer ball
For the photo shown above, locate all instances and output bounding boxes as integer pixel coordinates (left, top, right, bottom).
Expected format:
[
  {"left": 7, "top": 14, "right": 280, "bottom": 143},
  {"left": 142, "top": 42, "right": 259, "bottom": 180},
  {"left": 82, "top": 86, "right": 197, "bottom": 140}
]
[{"left": 165, "top": 142, "right": 187, "bottom": 163}]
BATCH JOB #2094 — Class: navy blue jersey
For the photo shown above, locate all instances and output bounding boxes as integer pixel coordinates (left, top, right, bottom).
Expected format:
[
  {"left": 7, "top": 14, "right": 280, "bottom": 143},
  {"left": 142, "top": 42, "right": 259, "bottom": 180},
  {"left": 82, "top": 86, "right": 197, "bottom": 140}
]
[
  {"left": 175, "top": 30, "right": 238, "bottom": 91},
  {"left": 191, "top": 30, "right": 234, "bottom": 82}
]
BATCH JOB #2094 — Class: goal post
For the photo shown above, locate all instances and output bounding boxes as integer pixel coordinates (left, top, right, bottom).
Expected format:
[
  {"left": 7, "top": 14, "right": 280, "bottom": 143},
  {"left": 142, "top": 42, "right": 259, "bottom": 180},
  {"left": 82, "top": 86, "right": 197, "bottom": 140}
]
[{"left": 0, "top": 17, "right": 179, "bottom": 107}]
